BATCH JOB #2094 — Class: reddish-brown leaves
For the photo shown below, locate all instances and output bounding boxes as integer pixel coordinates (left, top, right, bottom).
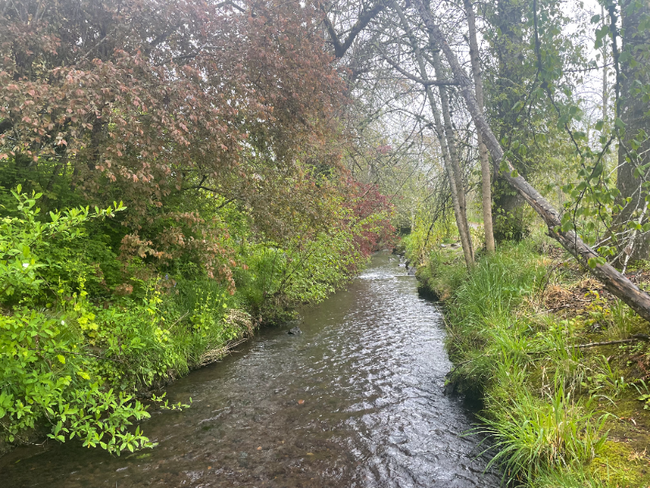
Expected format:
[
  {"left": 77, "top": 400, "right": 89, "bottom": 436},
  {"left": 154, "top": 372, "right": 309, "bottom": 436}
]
[{"left": 0, "top": 0, "right": 381, "bottom": 285}]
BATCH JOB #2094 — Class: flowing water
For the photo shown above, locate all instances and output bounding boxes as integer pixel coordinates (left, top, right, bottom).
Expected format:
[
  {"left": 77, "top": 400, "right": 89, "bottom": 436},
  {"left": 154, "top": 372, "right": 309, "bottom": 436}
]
[{"left": 1, "top": 252, "right": 500, "bottom": 488}]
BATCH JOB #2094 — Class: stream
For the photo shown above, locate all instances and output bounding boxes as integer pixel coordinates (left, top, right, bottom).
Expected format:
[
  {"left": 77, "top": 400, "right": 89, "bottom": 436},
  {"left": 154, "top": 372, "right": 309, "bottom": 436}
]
[{"left": 1, "top": 251, "right": 500, "bottom": 487}]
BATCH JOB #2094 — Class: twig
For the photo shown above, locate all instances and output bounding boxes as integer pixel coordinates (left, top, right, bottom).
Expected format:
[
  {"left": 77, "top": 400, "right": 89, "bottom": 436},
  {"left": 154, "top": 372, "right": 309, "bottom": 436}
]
[
  {"left": 538, "top": 261, "right": 566, "bottom": 301},
  {"left": 167, "top": 311, "right": 189, "bottom": 329},
  {"left": 529, "top": 334, "right": 650, "bottom": 355},
  {"left": 573, "top": 334, "right": 650, "bottom": 349}
]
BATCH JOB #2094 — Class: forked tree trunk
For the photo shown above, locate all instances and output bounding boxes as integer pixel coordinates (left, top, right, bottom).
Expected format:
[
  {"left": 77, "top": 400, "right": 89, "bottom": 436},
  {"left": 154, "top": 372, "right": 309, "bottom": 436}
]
[
  {"left": 392, "top": 1, "right": 474, "bottom": 269},
  {"left": 464, "top": 0, "right": 495, "bottom": 254},
  {"left": 413, "top": 0, "right": 650, "bottom": 322}
]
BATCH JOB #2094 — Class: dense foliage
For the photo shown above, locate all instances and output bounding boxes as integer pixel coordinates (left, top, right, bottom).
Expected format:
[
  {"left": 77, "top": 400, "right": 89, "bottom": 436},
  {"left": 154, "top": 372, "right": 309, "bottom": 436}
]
[{"left": 0, "top": 0, "right": 395, "bottom": 454}]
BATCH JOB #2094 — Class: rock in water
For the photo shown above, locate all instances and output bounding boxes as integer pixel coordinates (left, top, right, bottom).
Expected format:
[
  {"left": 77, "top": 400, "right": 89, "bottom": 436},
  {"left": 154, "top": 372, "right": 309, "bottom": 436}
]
[{"left": 288, "top": 326, "right": 302, "bottom": 335}]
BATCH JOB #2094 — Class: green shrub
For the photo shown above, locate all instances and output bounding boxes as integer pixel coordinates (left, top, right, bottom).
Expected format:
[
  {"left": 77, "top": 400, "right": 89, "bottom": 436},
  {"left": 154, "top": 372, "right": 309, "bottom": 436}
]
[
  {"left": 0, "top": 185, "right": 381, "bottom": 455},
  {"left": 0, "top": 190, "right": 156, "bottom": 453}
]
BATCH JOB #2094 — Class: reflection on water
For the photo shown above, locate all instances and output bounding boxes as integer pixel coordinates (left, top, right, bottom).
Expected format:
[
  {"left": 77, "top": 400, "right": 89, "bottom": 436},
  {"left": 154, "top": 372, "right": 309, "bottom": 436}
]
[{"left": 1, "top": 252, "right": 500, "bottom": 487}]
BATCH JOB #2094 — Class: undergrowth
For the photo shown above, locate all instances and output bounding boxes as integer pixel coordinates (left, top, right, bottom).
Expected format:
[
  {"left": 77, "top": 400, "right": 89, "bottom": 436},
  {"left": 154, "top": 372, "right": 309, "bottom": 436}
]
[
  {"left": 408, "top": 237, "right": 650, "bottom": 487},
  {"left": 0, "top": 188, "right": 378, "bottom": 455}
]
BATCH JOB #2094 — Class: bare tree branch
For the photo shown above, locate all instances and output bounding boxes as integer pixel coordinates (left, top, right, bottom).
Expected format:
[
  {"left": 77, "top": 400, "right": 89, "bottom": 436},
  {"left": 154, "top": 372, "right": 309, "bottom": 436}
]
[
  {"left": 374, "top": 43, "right": 458, "bottom": 86},
  {"left": 324, "top": 1, "right": 387, "bottom": 58}
]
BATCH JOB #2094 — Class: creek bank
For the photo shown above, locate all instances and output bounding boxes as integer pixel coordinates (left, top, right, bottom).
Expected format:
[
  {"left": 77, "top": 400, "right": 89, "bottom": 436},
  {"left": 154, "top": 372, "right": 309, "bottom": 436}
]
[
  {"left": 0, "top": 251, "right": 501, "bottom": 488},
  {"left": 0, "top": 307, "right": 256, "bottom": 459},
  {"left": 0, "top": 278, "right": 351, "bottom": 459},
  {"left": 409, "top": 237, "right": 650, "bottom": 487},
  {"left": 1, "top": 185, "right": 394, "bottom": 459}
]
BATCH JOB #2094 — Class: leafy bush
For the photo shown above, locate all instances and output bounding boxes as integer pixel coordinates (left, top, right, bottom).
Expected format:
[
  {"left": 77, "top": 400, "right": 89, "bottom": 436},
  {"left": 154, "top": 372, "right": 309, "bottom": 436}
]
[
  {"left": 0, "top": 189, "right": 157, "bottom": 453},
  {"left": 0, "top": 187, "right": 125, "bottom": 306}
]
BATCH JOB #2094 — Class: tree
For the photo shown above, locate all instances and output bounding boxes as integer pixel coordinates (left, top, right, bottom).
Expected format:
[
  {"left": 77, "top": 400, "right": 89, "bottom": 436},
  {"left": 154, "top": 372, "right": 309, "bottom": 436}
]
[
  {"left": 324, "top": 0, "right": 476, "bottom": 268},
  {"left": 391, "top": 1, "right": 474, "bottom": 267},
  {"left": 464, "top": 0, "right": 495, "bottom": 254},
  {"left": 413, "top": 0, "right": 650, "bottom": 322},
  {"left": 484, "top": 0, "right": 530, "bottom": 241},
  {"left": 611, "top": 0, "right": 650, "bottom": 264},
  {"left": 0, "top": 0, "right": 350, "bottom": 271}
]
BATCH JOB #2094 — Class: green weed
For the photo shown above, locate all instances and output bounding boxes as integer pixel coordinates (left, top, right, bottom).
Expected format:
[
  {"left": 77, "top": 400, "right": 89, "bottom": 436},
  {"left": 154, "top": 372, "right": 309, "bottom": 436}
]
[{"left": 482, "top": 384, "right": 608, "bottom": 483}]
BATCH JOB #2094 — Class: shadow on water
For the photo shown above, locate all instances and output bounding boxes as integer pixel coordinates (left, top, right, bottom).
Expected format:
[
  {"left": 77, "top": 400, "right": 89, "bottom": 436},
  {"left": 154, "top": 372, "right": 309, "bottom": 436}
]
[
  {"left": 416, "top": 285, "right": 440, "bottom": 303},
  {"left": 1, "top": 251, "right": 501, "bottom": 487}
]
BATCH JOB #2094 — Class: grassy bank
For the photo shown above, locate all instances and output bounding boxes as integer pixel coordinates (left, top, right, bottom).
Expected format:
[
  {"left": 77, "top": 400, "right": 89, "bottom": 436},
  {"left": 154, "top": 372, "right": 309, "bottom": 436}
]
[{"left": 409, "top": 237, "right": 650, "bottom": 487}]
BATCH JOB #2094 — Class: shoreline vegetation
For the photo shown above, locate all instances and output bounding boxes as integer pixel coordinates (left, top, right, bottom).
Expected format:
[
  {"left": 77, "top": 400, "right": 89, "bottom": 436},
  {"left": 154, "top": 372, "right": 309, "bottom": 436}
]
[
  {"left": 405, "top": 233, "right": 650, "bottom": 487},
  {"left": 0, "top": 186, "right": 393, "bottom": 457},
  {"left": 0, "top": 0, "right": 398, "bottom": 460}
]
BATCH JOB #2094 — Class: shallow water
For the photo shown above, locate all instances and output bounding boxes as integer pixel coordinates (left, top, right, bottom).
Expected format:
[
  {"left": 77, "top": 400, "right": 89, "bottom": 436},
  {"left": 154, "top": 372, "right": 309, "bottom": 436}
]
[{"left": 1, "top": 252, "right": 500, "bottom": 487}]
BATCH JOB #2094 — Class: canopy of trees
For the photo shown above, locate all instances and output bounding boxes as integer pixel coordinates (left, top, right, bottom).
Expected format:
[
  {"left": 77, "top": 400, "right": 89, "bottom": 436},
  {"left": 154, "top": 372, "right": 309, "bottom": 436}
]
[{"left": 3, "top": 0, "right": 650, "bottom": 468}]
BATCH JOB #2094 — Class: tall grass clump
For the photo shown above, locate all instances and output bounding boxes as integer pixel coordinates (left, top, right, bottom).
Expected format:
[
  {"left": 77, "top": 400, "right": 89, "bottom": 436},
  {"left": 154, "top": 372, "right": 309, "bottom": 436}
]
[
  {"left": 450, "top": 240, "right": 546, "bottom": 324},
  {"left": 425, "top": 239, "right": 615, "bottom": 486},
  {"left": 482, "top": 382, "right": 608, "bottom": 483},
  {"left": 443, "top": 241, "right": 546, "bottom": 396}
]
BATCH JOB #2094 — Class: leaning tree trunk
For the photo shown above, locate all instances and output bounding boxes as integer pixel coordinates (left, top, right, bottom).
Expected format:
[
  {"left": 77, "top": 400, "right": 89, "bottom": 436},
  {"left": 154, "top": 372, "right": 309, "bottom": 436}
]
[
  {"left": 413, "top": 0, "right": 650, "bottom": 323},
  {"left": 392, "top": 0, "right": 474, "bottom": 269},
  {"left": 464, "top": 0, "right": 495, "bottom": 254}
]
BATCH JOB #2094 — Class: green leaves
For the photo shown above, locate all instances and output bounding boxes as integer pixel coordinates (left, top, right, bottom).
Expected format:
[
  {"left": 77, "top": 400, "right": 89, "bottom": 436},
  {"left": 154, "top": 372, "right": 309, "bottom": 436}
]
[
  {"left": 587, "top": 256, "right": 607, "bottom": 269},
  {"left": 594, "top": 24, "right": 610, "bottom": 49},
  {"left": 614, "top": 117, "right": 626, "bottom": 131},
  {"left": 0, "top": 188, "right": 156, "bottom": 455},
  {"left": 560, "top": 212, "right": 574, "bottom": 233}
]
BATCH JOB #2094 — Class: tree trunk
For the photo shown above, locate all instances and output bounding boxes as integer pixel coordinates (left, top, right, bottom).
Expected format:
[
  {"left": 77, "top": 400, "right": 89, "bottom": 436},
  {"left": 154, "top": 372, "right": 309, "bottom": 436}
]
[
  {"left": 602, "top": 5, "right": 608, "bottom": 127},
  {"left": 392, "top": 1, "right": 474, "bottom": 269},
  {"left": 488, "top": 0, "right": 529, "bottom": 243},
  {"left": 413, "top": 0, "right": 650, "bottom": 323},
  {"left": 429, "top": 47, "right": 475, "bottom": 265},
  {"left": 464, "top": 0, "right": 495, "bottom": 254},
  {"left": 615, "top": 0, "right": 650, "bottom": 265}
]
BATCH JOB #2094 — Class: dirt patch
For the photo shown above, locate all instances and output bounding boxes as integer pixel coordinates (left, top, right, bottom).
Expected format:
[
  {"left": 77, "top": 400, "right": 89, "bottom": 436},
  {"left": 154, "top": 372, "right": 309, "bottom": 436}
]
[{"left": 542, "top": 279, "right": 611, "bottom": 317}]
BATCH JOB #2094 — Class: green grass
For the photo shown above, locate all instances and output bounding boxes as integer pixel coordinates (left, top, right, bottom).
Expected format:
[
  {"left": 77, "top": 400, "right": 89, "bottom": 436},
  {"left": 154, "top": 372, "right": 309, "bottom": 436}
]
[
  {"left": 410, "top": 237, "right": 650, "bottom": 486},
  {"left": 481, "top": 382, "right": 608, "bottom": 483}
]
